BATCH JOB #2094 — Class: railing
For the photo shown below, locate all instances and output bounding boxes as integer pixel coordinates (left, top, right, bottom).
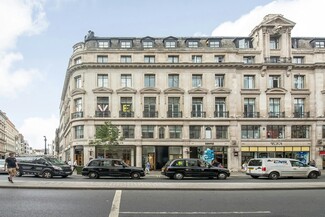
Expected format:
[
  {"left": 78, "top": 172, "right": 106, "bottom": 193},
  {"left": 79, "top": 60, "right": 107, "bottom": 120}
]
[
  {"left": 191, "top": 111, "right": 206, "bottom": 118},
  {"left": 167, "top": 111, "right": 182, "bottom": 118},
  {"left": 293, "top": 112, "right": 310, "bottom": 118},
  {"left": 143, "top": 111, "right": 158, "bottom": 118},
  {"left": 95, "top": 111, "right": 111, "bottom": 117},
  {"left": 264, "top": 57, "right": 292, "bottom": 63},
  {"left": 268, "top": 112, "right": 285, "bottom": 118},
  {"left": 214, "top": 111, "right": 229, "bottom": 118},
  {"left": 71, "top": 111, "right": 83, "bottom": 119},
  {"left": 243, "top": 112, "right": 260, "bottom": 118},
  {"left": 119, "top": 111, "right": 134, "bottom": 117}
]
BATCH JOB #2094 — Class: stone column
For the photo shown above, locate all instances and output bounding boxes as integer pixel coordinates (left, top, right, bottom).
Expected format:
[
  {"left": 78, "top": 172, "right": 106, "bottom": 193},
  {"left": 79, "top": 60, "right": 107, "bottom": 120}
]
[{"left": 136, "top": 145, "right": 142, "bottom": 167}]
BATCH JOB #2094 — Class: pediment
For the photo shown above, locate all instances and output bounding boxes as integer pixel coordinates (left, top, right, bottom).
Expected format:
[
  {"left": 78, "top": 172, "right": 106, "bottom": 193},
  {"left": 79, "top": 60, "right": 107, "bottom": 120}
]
[
  {"left": 211, "top": 88, "right": 232, "bottom": 94},
  {"left": 265, "top": 87, "right": 287, "bottom": 95},
  {"left": 71, "top": 88, "right": 86, "bottom": 96},
  {"left": 163, "top": 87, "right": 185, "bottom": 94},
  {"left": 188, "top": 87, "right": 208, "bottom": 94},
  {"left": 262, "top": 14, "right": 296, "bottom": 26},
  {"left": 116, "top": 87, "right": 137, "bottom": 94},
  {"left": 92, "top": 87, "right": 113, "bottom": 94},
  {"left": 139, "top": 87, "right": 161, "bottom": 94},
  {"left": 290, "top": 89, "right": 311, "bottom": 95}
]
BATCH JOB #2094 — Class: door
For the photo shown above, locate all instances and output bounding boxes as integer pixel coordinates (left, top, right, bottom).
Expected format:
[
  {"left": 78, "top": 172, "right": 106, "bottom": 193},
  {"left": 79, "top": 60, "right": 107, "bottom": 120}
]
[
  {"left": 156, "top": 146, "right": 169, "bottom": 170},
  {"left": 290, "top": 160, "right": 309, "bottom": 177}
]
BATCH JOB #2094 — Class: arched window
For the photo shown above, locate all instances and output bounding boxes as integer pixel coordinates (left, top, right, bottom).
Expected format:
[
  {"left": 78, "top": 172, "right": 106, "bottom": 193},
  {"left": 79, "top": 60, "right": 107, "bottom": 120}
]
[{"left": 205, "top": 127, "right": 212, "bottom": 139}]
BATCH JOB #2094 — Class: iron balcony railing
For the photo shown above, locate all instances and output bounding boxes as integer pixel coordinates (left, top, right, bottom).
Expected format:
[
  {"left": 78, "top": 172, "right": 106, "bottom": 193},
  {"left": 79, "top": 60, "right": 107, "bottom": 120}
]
[
  {"left": 214, "top": 111, "right": 229, "bottom": 118},
  {"left": 71, "top": 111, "right": 83, "bottom": 119},
  {"left": 143, "top": 111, "right": 158, "bottom": 118},
  {"left": 243, "top": 112, "right": 260, "bottom": 118},
  {"left": 268, "top": 112, "right": 285, "bottom": 118},
  {"left": 95, "top": 110, "right": 111, "bottom": 117},
  {"left": 191, "top": 111, "right": 206, "bottom": 118},
  {"left": 167, "top": 111, "right": 182, "bottom": 118},
  {"left": 293, "top": 112, "right": 310, "bottom": 118},
  {"left": 119, "top": 111, "right": 134, "bottom": 117},
  {"left": 264, "top": 57, "right": 292, "bottom": 63}
]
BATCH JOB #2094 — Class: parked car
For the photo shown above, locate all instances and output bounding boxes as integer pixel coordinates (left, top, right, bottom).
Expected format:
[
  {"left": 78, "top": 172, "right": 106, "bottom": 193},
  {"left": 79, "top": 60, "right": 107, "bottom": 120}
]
[
  {"left": 82, "top": 158, "right": 145, "bottom": 179},
  {"left": 161, "top": 158, "right": 230, "bottom": 180},
  {"left": 246, "top": 158, "right": 321, "bottom": 180},
  {"left": 16, "top": 155, "right": 72, "bottom": 178},
  {"left": 0, "top": 159, "right": 6, "bottom": 174}
]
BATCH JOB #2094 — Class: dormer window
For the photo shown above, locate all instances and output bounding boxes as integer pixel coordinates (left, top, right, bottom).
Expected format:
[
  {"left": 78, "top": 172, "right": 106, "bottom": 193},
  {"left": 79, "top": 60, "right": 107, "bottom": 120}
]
[
  {"left": 143, "top": 41, "right": 153, "bottom": 48},
  {"left": 187, "top": 40, "right": 199, "bottom": 48},
  {"left": 120, "top": 40, "right": 132, "bottom": 48},
  {"left": 209, "top": 40, "right": 220, "bottom": 48},
  {"left": 315, "top": 41, "right": 325, "bottom": 48},
  {"left": 98, "top": 41, "right": 110, "bottom": 48},
  {"left": 236, "top": 38, "right": 251, "bottom": 48},
  {"left": 164, "top": 37, "right": 177, "bottom": 48}
]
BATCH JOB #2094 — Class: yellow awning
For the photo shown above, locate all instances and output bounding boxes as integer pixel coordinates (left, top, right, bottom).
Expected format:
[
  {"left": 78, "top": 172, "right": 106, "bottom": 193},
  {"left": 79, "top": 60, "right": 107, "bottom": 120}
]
[
  {"left": 301, "top": 147, "right": 310, "bottom": 151},
  {"left": 285, "top": 147, "right": 293, "bottom": 151},
  {"left": 267, "top": 147, "right": 276, "bottom": 151},
  {"left": 275, "top": 147, "right": 284, "bottom": 151},
  {"left": 258, "top": 147, "right": 267, "bottom": 151},
  {"left": 241, "top": 147, "right": 249, "bottom": 152},
  {"left": 293, "top": 147, "right": 301, "bottom": 151}
]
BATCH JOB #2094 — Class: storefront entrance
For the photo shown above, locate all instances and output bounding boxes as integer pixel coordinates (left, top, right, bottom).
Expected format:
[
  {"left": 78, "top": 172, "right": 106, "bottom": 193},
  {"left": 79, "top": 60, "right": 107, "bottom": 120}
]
[
  {"left": 95, "top": 146, "right": 134, "bottom": 166},
  {"left": 74, "top": 146, "right": 84, "bottom": 166},
  {"left": 190, "top": 146, "right": 228, "bottom": 168},
  {"left": 143, "top": 146, "right": 182, "bottom": 170}
]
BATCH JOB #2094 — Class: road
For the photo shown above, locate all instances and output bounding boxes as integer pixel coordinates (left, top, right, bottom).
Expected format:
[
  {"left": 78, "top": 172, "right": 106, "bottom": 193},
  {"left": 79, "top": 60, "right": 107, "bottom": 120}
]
[{"left": 0, "top": 189, "right": 324, "bottom": 217}]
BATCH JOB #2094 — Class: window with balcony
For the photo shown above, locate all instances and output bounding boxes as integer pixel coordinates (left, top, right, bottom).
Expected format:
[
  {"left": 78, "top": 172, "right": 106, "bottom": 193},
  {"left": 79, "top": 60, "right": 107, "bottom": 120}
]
[
  {"left": 144, "top": 97, "right": 157, "bottom": 118},
  {"left": 98, "top": 41, "right": 109, "bottom": 48},
  {"left": 120, "top": 97, "right": 133, "bottom": 117},
  {"left": 74, "top": 125, "right": 84, "bottom": 139},
  {"left": 270, "top": 37, "right": 280, "bottom": 49},
  {"left": 216, "top": 126, "right": 228, "bottom": 139},
  {"left": 294, "top": 98, "right": 308, "bottom": 118},
  {"left": 241, "top": 125, "right": 260, "bottom": 139},
  {"left": 97, "top": 74, "right": 108, "bottom": 87},
  {"left": 267, "top": 125, "right": 285, "bottom": 139},
  {"left": 244, "top": 98, "right": 258, "bottom": 118},
  {"left": 214, "top": 55, "right": 224, "bottom": 63},
  {"left": 169, "top": 126, "right": 182, "bottom": 139},
  {"left": 120, "top": 55, "right": 132, "bottom": 63},
  {"left": 142, "top": 41, "right": 153, "bottom": 48},
  {"left": 243, "top": 56, "right": 254, "bottom": 64},
  {"left": 270, "top": 56, "right": 280, "bottom": 63},
  {"left": 188, "top": 41, "right": 199, "bottom": 48},
  {"left": 192, "top": 74, "right": 202, "bottom": 88},
  {"left": 294, "top": 75, "right": 305, "bottom": 89},
  {"left": 97, "top": 55, "right": 108, "bottom": 63},
  {"left": 192, "top": 97, "right": 204, "bottom": 117},
  {"left": 168, "top": 74, "right": 179, "bottom": 87},
  {"left": 168, "top": 55, "right": 179, "bottom": 63},
  {"left": 74, "top": 75, "right": 82, "bottom": 88},
  {"left": 190, "top": 126, "right": 201, "bottom": 139},
  {"left": 292, "top": 125, "right": 310, "bottom": 138},
  {"left": 268, "top": 75, "right": 281, "bottom": 88},
  {"left": 243, "top": 75, "right": 255, "bottom": 89},
  {"left": 144, "top": 74, "right": 155, "bottom": 87},
  {"left": 192, "top": 55, "right": 202, "bottom": 63},
  {"left": 215, "top": 97, "right": 227, "bottom": 117},
  {"left": 144, "top": 55, "right": 155, "bottom": 63},
  {"left": 121, "top": 74, "right": 132, "bottom": 87},
  {"left": 168, "top": 97, "right": 181, "bottom": 118},
  {"left": 209, "top": 40, "right": 220, "bottom": 48},
  {"left": 142, "top": 125, "right": 154, "bottom": 138},
  {"left": 293, "top": 57, "right": 304, "bottom": 64},
  {"left": 96, "top": 97, "right": 109, "bottom": 117},
  {"left": 269, "top": 98, "right": 281, "bottom": 118},
  {"left": 74, "top": 98, "right": 83, "bottom": 119},
  {"left": 215, "top": 74, "right": 224, "bottom": 87},
  {"left": 120, "top": 40, "right": 132, "bottom": 48},
  {"left": 122, "top": 125, "right": 135, "bottom": 138}
]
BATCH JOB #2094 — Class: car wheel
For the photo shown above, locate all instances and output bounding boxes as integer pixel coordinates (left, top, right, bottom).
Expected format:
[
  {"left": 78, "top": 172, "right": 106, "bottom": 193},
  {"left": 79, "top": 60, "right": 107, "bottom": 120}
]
[
  {"left": 251, "top": 175, "right": 259, "bottom": 179},
  {"left": 88, "top": 172, "right": 99, "bottom": 179},
  {"left": 42, "top": 171, "right": 53, "bottom": 179},
  {"left": 217, "top": 172, "right": 227, "bottom": 180},
  {"left": 16, "top": 170, "right": 22, "bottom": 177},
  {"left": 174, "top": 172, "right": 184, "bottom": 180},
  {"left": 131, "top": 172, "right": 141, "bottom": 179},
  {"left": 308, "top": 171, "right": 318, "bottom": 179},
  {"left": 268, "top": 172, "right": 279, "bottom": 180}
]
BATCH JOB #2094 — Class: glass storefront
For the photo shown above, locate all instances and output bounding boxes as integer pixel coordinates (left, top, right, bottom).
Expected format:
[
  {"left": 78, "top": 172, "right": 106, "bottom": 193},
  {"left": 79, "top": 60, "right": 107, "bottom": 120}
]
[
  {"left": 192, "top": 146, "right": 228, "bottom": 168},
  {"left": 142, "top": 146, "right": 182, "bottom": 170},
  {"left": 96, "top": 146, "right": 134, "bottom": 166}
]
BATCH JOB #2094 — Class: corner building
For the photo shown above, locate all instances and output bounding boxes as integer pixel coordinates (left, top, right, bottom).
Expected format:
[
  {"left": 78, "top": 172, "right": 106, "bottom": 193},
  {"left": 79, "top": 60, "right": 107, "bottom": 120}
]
[{"left": 59, "top": 14, "right": 325, "bottom": 171}]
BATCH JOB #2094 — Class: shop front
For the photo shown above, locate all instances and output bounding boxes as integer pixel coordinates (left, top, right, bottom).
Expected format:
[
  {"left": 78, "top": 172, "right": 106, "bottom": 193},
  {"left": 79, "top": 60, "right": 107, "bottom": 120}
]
[
  {"left": 142, "top": 146, "right": 182, "bottom": 170},
  {"left": 95, "top": 145, "right": 135, "bottom": 166},
  {"left": 190, "top": 146, "right": 228, "bottom": 168}
]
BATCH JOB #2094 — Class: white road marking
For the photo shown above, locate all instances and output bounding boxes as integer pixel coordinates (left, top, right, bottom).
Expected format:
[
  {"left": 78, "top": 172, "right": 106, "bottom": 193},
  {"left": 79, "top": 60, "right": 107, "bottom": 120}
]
[
  {"left": 119, "top": 211, "right": 271, "bottom": 215},
  {"left": 108, "top": 190, "right": 122, "bottom": 217}
]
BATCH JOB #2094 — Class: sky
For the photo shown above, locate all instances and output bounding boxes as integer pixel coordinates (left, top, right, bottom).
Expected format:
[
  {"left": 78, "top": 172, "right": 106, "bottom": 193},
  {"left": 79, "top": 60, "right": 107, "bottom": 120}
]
[{"left": 1, "top": 0, "right": 325, "bottom": 149}]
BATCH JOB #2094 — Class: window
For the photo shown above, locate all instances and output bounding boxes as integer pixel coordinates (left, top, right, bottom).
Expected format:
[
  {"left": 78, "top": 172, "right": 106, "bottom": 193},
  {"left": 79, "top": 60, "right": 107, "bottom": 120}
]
[
  {"left": 188, "top": 41, "right": 199, "bottom": 48},
  {"left": 192, "top": 97, "right": 203, "bottom": 117},
  {"left": 269, "top": 98, "right": 280, "bottom": 117},
  {"left": 190, "top": 126, "right": 201, "bottom": 139},
  {"left": 74, "top": 75, "right": 82, "bottom": 88},
  {"left": 238, "top": 39, "right": 251, "bottom": 48},
  {"left": 121, "top": 74, "right": 132, "bottom": 87},
  {"left": 205, "top": 127, "right": 212, "bottom": 139},
  {"left": 243, "top": 56, "right": 254, "bottom": 64},
  {"left": 120, "top": 55, "right": 132, "bottom": 63},
  {"left": 294, "top": 98, "right": 305, "bottom": 117},
  {"left": 120, "top": 40, "right": 132, "bottom": 48},
  {"left": 144, "top": 56, "right": 155, "bottom": 63},
  {"left": 168, "top": 55, "right": 179, "bottom": 63},
  {"left": 293, "top": 57, "right": 304, "bottom": 64},
  {"left": 292, "top": 125, "right": 310, "bottom": 138},
  {"left": 144, "top": 74, "right": 155, "bottom": 87},
  {"left": 270, "top": 56, "right": 280, "bottom": 63},
  {"left": 98, "top": 41, "right": 109, "bottom": 48},
  {"left": 192, "top": 55, "right": 202, "bottom": 63},
  {"left": 267, "top": 125, "right": 285, "bottom": 139},
  {"left": 168, "top": 74, "right": 179, "bottom": 87},
  {"left": 315, "top": 41, "right": 325, "bottom": 48},
  {"left": 143, "top": 41, "right": 153, "bottom": 48},
  {"left": 215, "top": 97, "right": 227, "bottom": 117},
  {"left": 144, "top": 97, "right": 156, "bottom": 117},
  {"left": 294, "top": 75, "right": 305, "bottom": 89},
  {"left": 96, "top": 97, "right": 109, "bottom": 117},
  {"left": 215, "top": 55, "right": 224, "bottom": 63},
  {"left": 165, "top": 41, "right": 176, "bottom": 48},
  {"left": 122, "top": 125, "right": 135, "bottom": 138},
  {"left": 323, "top": 125, "right": 325, "bottom": 138},
  {"left": 192, "top": 74, "right": 202, "bottom": 87},
  {"left": 244, "top": 98, "right": 256, "bottom": 118},
  {"left": 97, "top": 74, "right": 108, "bottom": 87},
  {"left": 159, "top": 127, "right": 165, "bottom": 139},
  {"left": 169, "top": 126, "right": 182, "bottom": 139},
  {"left": 142, "top": 125, "right": 154, "bottom": 138},
  {"left": 75, "top": 98, "right": 82, "bottom": 112},
  {"left": 97, "top": 55, "right": 108, "bottom": 63},
  {"left": 209, "top": 40, "right": 220, "bottom": 48},
  {"left": 269, "top": 75, "right": 281, "bottom": 88},
  {"left": 121, "top": 97, "right": 132, "bottom": 113},
  {"left": 168, "top": 97, "right": 181, "bottom": 117},
  {"left": 270, "top": 37, "right": 279, "bottom": 49},
  {"left": 244, "top": 75, "right": 255, "bottom": 89},
  {"left": 241, "top": 125, "right": 260, "bottom": 139},
  {"left": 75, "top": 125, "right": 84, "bottom": 139},
  {"left": 74, "top": 57, "right": 81, "bottom": 64},
  {"left": 216, "top": 126, "right": 228, "bottom": 139},
  {"left": 215, "top": 74, "right": 224, "bottom": 87}
]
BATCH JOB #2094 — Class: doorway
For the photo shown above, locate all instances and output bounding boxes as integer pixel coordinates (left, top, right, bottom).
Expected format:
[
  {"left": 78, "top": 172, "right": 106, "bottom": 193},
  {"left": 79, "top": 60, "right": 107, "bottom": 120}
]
[{"left": 155, "top": 146, "right": 168, "bottom": 170}]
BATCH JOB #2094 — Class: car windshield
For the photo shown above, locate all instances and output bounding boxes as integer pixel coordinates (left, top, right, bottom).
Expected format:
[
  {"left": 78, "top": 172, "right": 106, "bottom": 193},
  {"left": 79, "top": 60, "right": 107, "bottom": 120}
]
[
  {"left": 0, "top": 160, "right": 4, "bottom": 165},
  {"left": 46, "top": 158, "right": 66, "bottom": 165},
  {"left": 248, "top": 159, "right": 262, "bottom": 166}
]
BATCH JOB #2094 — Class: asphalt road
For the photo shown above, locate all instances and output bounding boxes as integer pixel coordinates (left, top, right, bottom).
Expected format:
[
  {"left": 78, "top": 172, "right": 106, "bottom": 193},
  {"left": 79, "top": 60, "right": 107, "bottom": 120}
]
[{"left": 0, "top": 189, "right": 324, "bottom": 217}]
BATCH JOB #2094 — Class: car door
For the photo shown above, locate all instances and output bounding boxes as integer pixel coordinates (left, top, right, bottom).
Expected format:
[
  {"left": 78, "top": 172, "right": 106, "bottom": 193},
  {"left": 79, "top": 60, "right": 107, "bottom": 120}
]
[
  {"left": 290, "top": 160, "right": 309, "bottom": 177},
  {"left": 110, "top": 160, "right": 125, "bottom": 177},
  {"left": 101, "top": 160, "right": 112, "bottom": 176},
  {"left": 197, "top": 160, "right": 213, "bottom": 177},
  {"left": 185, "top": 159, "right": 199, "bottom": 177},
  {"left": 33, "top": 158, "right": 47, "bottom": 175}
]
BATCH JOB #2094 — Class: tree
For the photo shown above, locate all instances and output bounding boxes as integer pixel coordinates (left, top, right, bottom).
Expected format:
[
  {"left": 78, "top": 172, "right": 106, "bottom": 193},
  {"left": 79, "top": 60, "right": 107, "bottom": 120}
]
[{"left": 90, "top": 121, "right": 123, "bottom": 146}]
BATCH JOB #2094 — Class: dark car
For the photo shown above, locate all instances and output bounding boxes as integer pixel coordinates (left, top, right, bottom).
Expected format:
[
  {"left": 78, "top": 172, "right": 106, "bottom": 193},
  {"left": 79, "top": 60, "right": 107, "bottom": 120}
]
[
  {"left": 82, "top": 158, "right": 145, "bottom": 179},
  {"left": 161, "top": 158, "right": 230, "bottom": 180},
  {"left": 16, "top": 155, "right": 72, "bottom": 178}
]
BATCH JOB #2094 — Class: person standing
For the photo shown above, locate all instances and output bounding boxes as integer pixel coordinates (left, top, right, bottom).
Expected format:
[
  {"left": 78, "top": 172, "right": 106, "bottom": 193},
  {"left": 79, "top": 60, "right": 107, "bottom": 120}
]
[
  {"left": 211, "top": 159, "right": 221, "bottom": 167},
  {"left": 145, "top": 161, "right": 151, "bottom": 174},
  {"left": 5, "top": 152, "right": 19, "bottom": 183},
  {"left": 73, "top": 160, "right": 78, "bottom": 172}
]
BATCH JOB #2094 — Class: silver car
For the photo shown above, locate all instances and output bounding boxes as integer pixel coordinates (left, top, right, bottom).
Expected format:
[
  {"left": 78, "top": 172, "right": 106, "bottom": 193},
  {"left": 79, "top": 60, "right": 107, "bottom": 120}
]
[{"left": 0, "top": 159, "right": 6, "bottom": 174}]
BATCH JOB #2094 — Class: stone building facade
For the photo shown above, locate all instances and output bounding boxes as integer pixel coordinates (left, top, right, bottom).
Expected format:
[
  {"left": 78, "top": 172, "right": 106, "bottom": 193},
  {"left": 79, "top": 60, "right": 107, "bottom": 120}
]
[{"left": 59, "top": 14, "right": 325, "bottom": 170}]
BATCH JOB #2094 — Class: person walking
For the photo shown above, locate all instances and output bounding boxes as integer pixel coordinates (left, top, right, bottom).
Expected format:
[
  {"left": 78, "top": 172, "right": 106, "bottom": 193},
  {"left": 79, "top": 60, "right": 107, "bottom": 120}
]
[
  {"left": 5, "top": 152, "right": 19, "bottom": 183},
  {"left": 73, "top": 160, "right": 78, "bottom": 172},
  {"left": 211, "top": 159, "right": 221, "bottom": 167},
  {"left": 242, "top": 161, "right": 248, "bottom": 172},
  {"left": 145, "top": 161, "right": 151, "bottom": 174}
]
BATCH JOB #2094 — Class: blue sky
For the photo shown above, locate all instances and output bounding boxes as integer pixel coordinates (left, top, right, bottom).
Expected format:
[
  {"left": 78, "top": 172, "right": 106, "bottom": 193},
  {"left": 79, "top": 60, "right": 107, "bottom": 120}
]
[{"left": 0, "top": 0, "right": 324, "bottom": 149}]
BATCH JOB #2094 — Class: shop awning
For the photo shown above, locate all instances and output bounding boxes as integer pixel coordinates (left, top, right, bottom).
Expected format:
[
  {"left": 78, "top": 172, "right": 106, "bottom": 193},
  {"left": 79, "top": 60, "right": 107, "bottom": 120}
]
[{"left": 319, "top": 151, "right": 325, "bottom": 155}]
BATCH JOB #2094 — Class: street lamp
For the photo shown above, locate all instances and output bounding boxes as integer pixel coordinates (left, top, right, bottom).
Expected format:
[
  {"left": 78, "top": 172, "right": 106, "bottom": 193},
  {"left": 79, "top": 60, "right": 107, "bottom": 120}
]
[{"left": 44, "top": 136, "right": 47, "bottom": 155}]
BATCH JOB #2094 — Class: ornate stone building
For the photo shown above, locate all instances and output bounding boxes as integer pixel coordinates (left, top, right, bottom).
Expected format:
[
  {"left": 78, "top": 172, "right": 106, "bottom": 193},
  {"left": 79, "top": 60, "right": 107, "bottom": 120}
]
[{"left": 59, "top": 14, "right": 325, "bottom": 170}]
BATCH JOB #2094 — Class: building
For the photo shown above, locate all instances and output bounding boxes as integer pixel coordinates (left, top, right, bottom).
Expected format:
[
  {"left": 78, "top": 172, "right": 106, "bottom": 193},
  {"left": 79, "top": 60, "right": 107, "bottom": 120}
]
[
  {"left": 59, "top": 14, "right": 325, "bottom": 171},
  {"left": 0, "top": 111, "right": 6, "bottom": 158}
]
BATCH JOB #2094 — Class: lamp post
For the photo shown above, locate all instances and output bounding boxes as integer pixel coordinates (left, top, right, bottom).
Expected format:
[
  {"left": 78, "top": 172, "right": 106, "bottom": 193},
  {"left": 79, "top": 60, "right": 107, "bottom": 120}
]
[{"left": 44, "top": 136, "right": 47, "bottom": 155}]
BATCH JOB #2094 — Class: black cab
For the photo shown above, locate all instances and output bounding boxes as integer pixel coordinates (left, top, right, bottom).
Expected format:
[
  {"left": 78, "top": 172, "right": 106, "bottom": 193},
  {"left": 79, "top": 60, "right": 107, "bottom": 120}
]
[
  {"left": 16, "top": 155, "right": 72, "bottom": 178},
  {"left": 82, "top": 158, "right": 145, "bottom": 179},
  {"left": 161, "top": 158, "right": 230, "bottom": 180}
]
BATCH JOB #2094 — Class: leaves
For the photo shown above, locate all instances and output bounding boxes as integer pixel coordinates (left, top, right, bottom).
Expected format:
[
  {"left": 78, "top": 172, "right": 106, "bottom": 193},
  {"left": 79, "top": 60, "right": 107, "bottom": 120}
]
[{"left": 91, "top": 121, "right": 123, "bottom": 146}]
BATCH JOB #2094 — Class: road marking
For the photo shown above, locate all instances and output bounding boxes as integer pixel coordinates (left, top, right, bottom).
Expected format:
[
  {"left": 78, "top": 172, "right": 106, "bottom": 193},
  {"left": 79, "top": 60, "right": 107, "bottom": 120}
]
[
  {"left": 108, "top": 190, "right": 122, "bottom": 217},
  {"left": 119, "top": 211, "right": 271, "bottom": 215}
]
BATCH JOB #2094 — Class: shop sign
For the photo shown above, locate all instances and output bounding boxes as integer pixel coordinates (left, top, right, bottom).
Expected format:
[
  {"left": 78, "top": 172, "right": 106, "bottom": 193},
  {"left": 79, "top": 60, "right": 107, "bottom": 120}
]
[
  {"left": 319, "top": 151, "right": 325, "bottom": 155},
  {"left": 271, "top": 142, "right": 283, "bottom": 146}
]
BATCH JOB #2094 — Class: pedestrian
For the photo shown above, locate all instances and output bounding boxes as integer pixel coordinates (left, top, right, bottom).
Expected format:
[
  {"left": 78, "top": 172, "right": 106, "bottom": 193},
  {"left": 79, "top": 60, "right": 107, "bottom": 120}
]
[
  {"left": 145, "top": 161, "right": 150, "bottom": 174},
  {"left": 309, "top": 159, "right": 316, "bottom": 167},
  {"left": 211, "top": 159, "right": 221, "bottom": 167},
  {"left": 73, "top": 160, "right": 78, "bottom": 172},
  {"left": 4, "top": 152, "right": 19, "bottom": 183},
  {"left": 68, "top": 159, "right": 73, "bottom": 170},
  {"left": 242, "top": 161, "right": 248, "bottom": 172}
]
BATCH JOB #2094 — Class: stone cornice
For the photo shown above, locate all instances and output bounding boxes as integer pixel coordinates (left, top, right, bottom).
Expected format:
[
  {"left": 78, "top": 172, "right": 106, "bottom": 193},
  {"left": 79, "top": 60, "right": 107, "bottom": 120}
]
[
  {"left": 188, "top": 87, "right": 208, "bottom": 94},
  {"left": 265, "top": 87, "right": 287, "bottom": 95},
  {"left": 116, "top": 87, "right": 137, "bottom": 94},
  {"left": 92, "top": 87, "right": 113, "bottom": 94},
  {"left": 139, "top": 87, "right": 161, "bottom": 94},
  {"left": 71, "top": 88, "right": 86, "bottom": 97}
]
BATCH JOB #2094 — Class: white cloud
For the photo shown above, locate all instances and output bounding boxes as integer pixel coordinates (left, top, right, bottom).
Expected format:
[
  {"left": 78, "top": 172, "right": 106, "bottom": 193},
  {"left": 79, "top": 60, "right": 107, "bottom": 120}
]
[
  {"left": 212, "top": 0, "right": 325, "bottom": 37},
  {"left": 19, "top": 115, "right": 59, "bottom": 150}
]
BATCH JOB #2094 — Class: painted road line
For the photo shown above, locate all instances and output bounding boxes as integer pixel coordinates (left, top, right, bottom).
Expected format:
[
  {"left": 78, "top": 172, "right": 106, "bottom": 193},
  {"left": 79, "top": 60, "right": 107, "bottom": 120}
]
[
  {"left": 119, "top": 211, "right": 271, "bottom": 215},
  {"left": 109, "top": 190, "right": 122, "bottom": 217}
]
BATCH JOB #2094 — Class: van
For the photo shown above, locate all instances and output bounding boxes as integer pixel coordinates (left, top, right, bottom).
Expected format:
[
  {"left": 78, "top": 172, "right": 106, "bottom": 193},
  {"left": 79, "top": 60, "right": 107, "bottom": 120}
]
[
  {"left": 246, "top": 158, "right": 321, "bottom": 180},
  {"left": 16, "top": 155, "right": 72, "bottom": 178}
]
